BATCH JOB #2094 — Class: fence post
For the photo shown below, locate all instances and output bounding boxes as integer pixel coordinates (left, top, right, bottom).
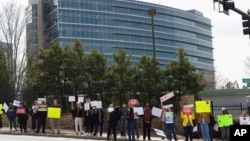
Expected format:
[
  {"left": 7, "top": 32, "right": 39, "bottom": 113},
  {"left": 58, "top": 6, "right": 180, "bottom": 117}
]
[{"left": 210, "top": 100, "right": 214, "bottom": 115}]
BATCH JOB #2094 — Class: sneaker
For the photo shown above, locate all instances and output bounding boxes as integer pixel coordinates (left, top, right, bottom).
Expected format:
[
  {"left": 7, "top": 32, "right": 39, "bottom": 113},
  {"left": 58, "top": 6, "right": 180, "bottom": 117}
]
[{"left": 76, "top": 132, "right": 79, "bottom": 135}]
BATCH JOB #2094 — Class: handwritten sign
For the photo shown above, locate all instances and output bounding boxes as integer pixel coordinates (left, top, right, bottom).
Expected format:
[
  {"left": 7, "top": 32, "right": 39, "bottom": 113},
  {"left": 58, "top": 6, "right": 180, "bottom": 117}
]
[
  {"left": 160, "top": 91, "right": 174, "bottom": 102},
  {"left": 68, "top": 96, "right": 75, "bottom": 102},
  {"left": 152, "top": 107, "right": 162, "bottom": 118},
  {"left": 195, "top": 101, "right": 211, "bottom": 113},
  {"left": 47, "top": 107, "right": 61, "bottom": 119},
  {"left": 129, "top": 99, "right": 138, "bottom": 107},
  {"left": 239, "top": 116, "right": 250, "bottom": 125},
  {"left": 133, "top": 107, "right": 144, "bottom": 115},
  {"left": 182, "top": 106, "right": 192, "bottom": 113},
  {"left": 78, "top": 97, "right": 84, "bottom": 103},
  {"left": 84, "top": 103, "right": 90, "bottom": 111},
  {"left": 217, "top": 114, "right": 233, "bottom": 127}
]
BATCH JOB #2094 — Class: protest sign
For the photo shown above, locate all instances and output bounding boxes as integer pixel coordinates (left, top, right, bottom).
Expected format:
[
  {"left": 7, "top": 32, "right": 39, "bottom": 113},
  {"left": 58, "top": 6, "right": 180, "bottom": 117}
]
[
  {"left": 128, "top": 99, "right": 138, "bottom": 107},
  {"left": 195, "top": 100, "right": 211, "bottom": 113},
  {"left": 160, "top": 91, "right": 174, "bottom": 102},
  {"left": 84, "top": 103, "right": 90, "bottom": 111},
  {"left": 13, "top": 100, "right": 20, "bottom": 107},
  {"left": 3, "top": 102, "right": 8, "bottom": 113},
  {"left": 217, "top": 114, "right": 233, "bottom": 127},
  {"left": 78, "top": 96, "right": 84, "bottom": 103},
  {"left": 16, "top": 108, "right": 26, "bottom": 114},
  {"left": 108, "top": 107, "right": 114, "bottom": 112},
  {"left": 47, "top": 107, "right": 61, "bottom": 118},
  {"left": 239, "top": 116, "right": 250, "bottom": 125},
  {"left": 133, "top": 107, "right": 144, "bottom": 115},
  {"left": 153, "top": 128, "right": 166, "bottom": 137},
  {"left": 38, "top": 98, "right": 46, "bottom": 104},
  {"left": 152, "top": 107, "right": 162, "bottom": 118},
  {"left": 0, "top": 104, "right": 3, "bottom": 114},
  {"left": 68, "top": 96, "right": 75, "bottom": 102},
  {"left": 163, "top": 104, "right": 173, "bottom": 109},
  {"left": 182, "top": 106, "right": 192, "bottom": 113},
  {"left": 96, "top": 101, "right": 102, "bottom": 109},
  {"left": 165, "top": 112, "right": 173, "bottom": 123}
]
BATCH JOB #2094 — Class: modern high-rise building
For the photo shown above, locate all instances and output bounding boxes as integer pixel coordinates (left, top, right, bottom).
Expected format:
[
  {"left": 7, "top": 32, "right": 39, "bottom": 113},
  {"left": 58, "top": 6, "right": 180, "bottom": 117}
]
[{"left": 26, "top": 0, "right": 215, "bottom": 88}]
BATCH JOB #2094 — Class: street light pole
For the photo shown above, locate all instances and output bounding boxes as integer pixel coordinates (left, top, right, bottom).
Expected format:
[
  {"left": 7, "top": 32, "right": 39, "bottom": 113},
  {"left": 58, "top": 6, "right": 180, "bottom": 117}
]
[{"left": 148, "top": 7, "right": 157, "bottom": 60}]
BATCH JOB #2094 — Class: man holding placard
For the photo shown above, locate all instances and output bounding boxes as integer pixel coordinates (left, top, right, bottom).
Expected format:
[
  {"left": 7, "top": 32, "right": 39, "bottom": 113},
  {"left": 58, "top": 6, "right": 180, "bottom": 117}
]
[
  {"left": 143, "top": 103, "right": 152, "bottom": 141},
  {"left": 36, "top": 101, "right": 47, "bottom": 133},
  {"left": 181, "top": 106, "right": 195, "bottom": 141},
  {"left": 218, "top": 107, "right": 231, "bottom": 141}
]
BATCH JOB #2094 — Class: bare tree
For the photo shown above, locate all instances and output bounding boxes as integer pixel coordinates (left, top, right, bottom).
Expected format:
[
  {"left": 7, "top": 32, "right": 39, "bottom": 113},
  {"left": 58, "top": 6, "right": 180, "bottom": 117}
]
[{"left": 0, "top": 1, "right": 27, "bottom": 98}]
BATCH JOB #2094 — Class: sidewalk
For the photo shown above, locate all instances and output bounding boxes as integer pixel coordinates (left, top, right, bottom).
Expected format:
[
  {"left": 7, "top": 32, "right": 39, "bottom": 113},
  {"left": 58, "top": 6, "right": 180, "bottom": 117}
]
[{"left": 0, "top": 127, "right": 221, "bottom": 141}]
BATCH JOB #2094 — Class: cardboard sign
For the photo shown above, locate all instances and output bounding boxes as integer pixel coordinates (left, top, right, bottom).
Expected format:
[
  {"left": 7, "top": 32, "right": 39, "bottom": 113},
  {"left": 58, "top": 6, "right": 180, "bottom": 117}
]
[
  {"left": 160, "top": 91, "right": 174, "bottom": 102},
  {"left": 3, "top": 102, "right": 8, "bottom": 113},
  {"left": 152, "top": 107, "right": 162, "bottom": 118},
  {"left": 133, "top": 107, "right": 144, "bottom": 115},
  {"left": 78, "top": 97, "right": 84, "bottom": 103},
  {"left": 195, "top": 100, "right": 211, "bottom": 113},
  {"left": 217, "top": 114, "right": 233, "bottom": 127},
  {"left": 239, "top": 116, "right": 250, "bottom": 125},
  {"left": 84, "top": 103, "right": 90, "bottom": 111},
  {"left": 0, "top": 104, "right": 3, "bottom": 114},
  {"left": 13, "top": 100, "right": 20, "bottom": 107},
  {"left": 68, "top": 96, "right": 75, "bottom": 102},
  {"left": 38, "top": 98, "right": 46, "bottom": 104},
  {"left": 16, "top": 108, "right": 26, "bottom": 114},
  {"left": 182, "top": 107, "right": 192, "bottom": 113},
  {"left": 165, "top": 112, "right": 173, "bottom": 123},
  {"left": 47, "top": 107, "right": 61, "bottom": 119},
  {"left": 129, "top": 99, "right": 138, "bottom": 107}
]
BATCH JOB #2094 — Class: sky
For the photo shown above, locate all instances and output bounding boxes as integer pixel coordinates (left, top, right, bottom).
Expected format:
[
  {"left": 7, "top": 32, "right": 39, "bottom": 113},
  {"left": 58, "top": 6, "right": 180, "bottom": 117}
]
[
  {"left": 138, "top": 0, "right": 250, "bottom": 88},
  {"left": 8, "top": 0, "right": 250, "bottom": 88}
]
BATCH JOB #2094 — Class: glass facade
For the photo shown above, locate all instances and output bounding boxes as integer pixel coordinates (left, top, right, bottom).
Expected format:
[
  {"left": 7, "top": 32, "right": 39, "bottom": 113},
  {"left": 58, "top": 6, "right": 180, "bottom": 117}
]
[{"left": 28, "top": 0, "right": 214, "bottom": 85}]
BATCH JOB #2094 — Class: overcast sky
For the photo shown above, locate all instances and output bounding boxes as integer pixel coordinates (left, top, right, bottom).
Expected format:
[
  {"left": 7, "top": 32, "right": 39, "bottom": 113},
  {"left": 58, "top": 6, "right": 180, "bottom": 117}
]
[
  {"left": 139, "top": 0, "right": 250, "bottom": 88},
  {"left": 7, "top": 0, "right": 250, "bottom": 88}
]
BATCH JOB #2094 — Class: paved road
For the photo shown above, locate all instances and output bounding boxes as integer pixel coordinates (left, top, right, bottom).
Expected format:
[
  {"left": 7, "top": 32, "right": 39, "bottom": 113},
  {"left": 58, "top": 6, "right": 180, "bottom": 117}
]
[{"left": 0, "top": 127, "right": 222, "bottom": 141}]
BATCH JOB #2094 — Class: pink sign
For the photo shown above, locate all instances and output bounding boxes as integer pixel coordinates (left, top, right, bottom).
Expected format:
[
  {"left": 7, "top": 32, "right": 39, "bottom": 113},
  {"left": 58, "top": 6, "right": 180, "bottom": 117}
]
[{"left": 160, "top": 92, "right": 174, "bottom": 102}]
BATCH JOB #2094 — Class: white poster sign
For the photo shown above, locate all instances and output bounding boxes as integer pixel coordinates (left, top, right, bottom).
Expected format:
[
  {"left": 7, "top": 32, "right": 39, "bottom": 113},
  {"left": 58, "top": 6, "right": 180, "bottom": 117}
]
[
  {"left": 133, "top": 107, "right": 144, "bottom": 115},
  {"left": 160, "top": 91, "right": 174, "bottom": 102},
  {"left": 108, "top": 107, "right": 114, "bottom": 112},
  {"left": 96, "top": 101, "right": 102, "bottom": 109},
  {"left": 153, "top": 128, "right": 166, "bottom": 137},
  {"left": 163, "top": 104, "right": 173, "bottom": 109},
  {"left": 239, "top": 116, "right": 250, "bottom": 125},
  {"left": 84, "top": 103, "right": 90, "bottom": 111},
  {"left": 3, "top": 102, "right": 9, "bottom": 113},
  {"left": 38, "top": 98, "right": 46, "bottom": 104},
  {"left": 152, "top": 107, "right": 162, "bottom": 118},
  {"left": 78, "top": 96, "right": 84, "bottom": 103},
  {"left": 13, "top": 100, "right": 20, "bottom": 107},
  {"left": 68, "top": 96, "right": 75, "bottom": 102},
  {"left": 165, "top": 112, "right": 173, "bottom": 123},
  {"left": 184, "top": 104, "right": 194, "bottom": 108},
  {"left": 90, "top": 101, "right": 98, "bottom": 107}
]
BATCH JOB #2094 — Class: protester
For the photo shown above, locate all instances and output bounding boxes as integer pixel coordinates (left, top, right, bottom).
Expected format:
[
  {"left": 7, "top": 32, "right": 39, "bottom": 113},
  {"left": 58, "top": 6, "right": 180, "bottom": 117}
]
[
  {"left": 181, "top": 110, "right": 195, "bottom": 141},
  {"left": 134, "top": 110, "right": 140, "bottom": 139},
  {"left": 239, "top": 111, "right": 249, "bottom": 125},
  {"left": 161, "top": 103, "right": 168, "bottom": 140},
  {"left": 197, "top": 112, "right": 211, "bottom": 141},
  {"left": 127, "top": 107, "right": 135, "bottom": 141},
  {"left": 7, "top": 103, "right": 17, "bottom": 131},
  {"left": 50, "top": 99, "right": 61, "bottom": 134},
  {"left": 36, "top": 101, "right": 47, "bottom": 133},
  {"left": 0, "top": 106, "right": 3, "bottom": 130},
  {"left": 209, "top": 113, "right": 216, "bottom": 141},
  {"left": 31, "top": 100, "right": 39, "bottom": 132},
  {"left": 107, "top": 106, "right": 121, "bottom": 141},
  {"left": 120, "top": 104, "right": 128, "bottom": 136},
  {"left": 165, "top": 108, "right": 177, "bottom": 141},
  {"left": 220, "top": 107, "right": 230, "bottom": 141},
  {"left": 93, "top": 108, "right": 104, "bottom": 136},
  {"left": 71, "top": 102, "right": 83, "bottom": 135},
  {"left": 143, "top": 103, "right": 152, "bottom": 141},
  {"left": 16, "top": 102, "right": 29, "bottom": 132}
]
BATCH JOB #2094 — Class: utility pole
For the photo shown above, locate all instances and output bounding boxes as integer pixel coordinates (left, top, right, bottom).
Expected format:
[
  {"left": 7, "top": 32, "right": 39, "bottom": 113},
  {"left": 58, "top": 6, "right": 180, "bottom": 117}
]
[
  {"left": 148, "top": 7, "right": 157, "bottom": 60},
  {"left": 213, "top": 0, "right": 250, "bottom": 37}
]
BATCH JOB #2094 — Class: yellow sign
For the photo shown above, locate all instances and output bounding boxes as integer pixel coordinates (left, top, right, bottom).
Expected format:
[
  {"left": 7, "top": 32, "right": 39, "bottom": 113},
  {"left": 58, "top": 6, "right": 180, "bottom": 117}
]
[
  {"left": 47, "top": 107, "right": 61, "bottom": 119},
  {"left": 217, "top": 114, "right": 233, "bottom": 127},
  {"left": 0, "top": 104, "right": 3, "bottom": 114},
  {"left": 195, "top": 101, "right": 211, "bottom": 113}
]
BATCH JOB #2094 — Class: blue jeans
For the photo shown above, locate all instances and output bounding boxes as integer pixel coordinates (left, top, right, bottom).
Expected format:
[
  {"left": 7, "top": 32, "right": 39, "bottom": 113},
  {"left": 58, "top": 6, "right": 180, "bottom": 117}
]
[
  {"left": 162, "top": 122, "right": 168, "bottom": 139},
  {"left": 221, "top": 126, "right": 230, "bottom": 141},
  {"left": 200, "top": 123, "right": 210, "bottom": 141},
  {"left": 166, "top": 123, "right": 177, "bottom": 141},
  {"left": 120, "top": 118, "right": 127, "bottom": 135},
  {"left": 128, "top": 122, "right": 135, "bottom": 141}
]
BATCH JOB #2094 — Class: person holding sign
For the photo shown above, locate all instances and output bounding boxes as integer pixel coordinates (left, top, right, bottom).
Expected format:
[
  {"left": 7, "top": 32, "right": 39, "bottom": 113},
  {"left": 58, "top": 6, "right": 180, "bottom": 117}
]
[
  {"left": 165, "top": 108, "right": 177, "bottom": 141},
  {"left": 0, "top": 104, "right": 3, "bottom": 130},
  {"left": 239, "top": 111, "right": 250, "bottom": 125},
  {"left": 16, "top": 102, "right": 29, "bottom": 132},
  {"left": 196, "top": 112, "right": 211, "bottom": 141},
  {"left": 50, "top": 99, "right": 61, "bottom": 134},
  {"left": 36, "top": 101, "right": 47, "bottom": 133},
  {"left": 31, "top": 100, "right": 39, "bottom": 132},
  {"left": 71, "top": 102, "right": 83, "bottom": 135},
  {"left": 142, "top": 103, "right": 152, "bottom": 141},
  {"left": 127, "top": 107, "right": 136, "bottom": 141},
  {"left": 181, "top": 108, "right": 195, "bottom": 141},
  {"left": 7, "top": 103, "right": 17, "bottom": 131},
  {"left": 220, "top": 107, "right": 230, "bottom": 141}
]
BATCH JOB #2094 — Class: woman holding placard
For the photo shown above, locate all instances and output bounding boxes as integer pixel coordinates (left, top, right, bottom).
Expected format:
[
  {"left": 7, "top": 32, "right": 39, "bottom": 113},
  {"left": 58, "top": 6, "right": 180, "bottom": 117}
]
[
  {"left": 71, "top": 102, "right": 84, "bottom": 135},
  {"left": 181, "top": 107, "right": 195, "bottom": 141},
  {"left": 16, "top": 102, "right": 29, "bottom": 132}
]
